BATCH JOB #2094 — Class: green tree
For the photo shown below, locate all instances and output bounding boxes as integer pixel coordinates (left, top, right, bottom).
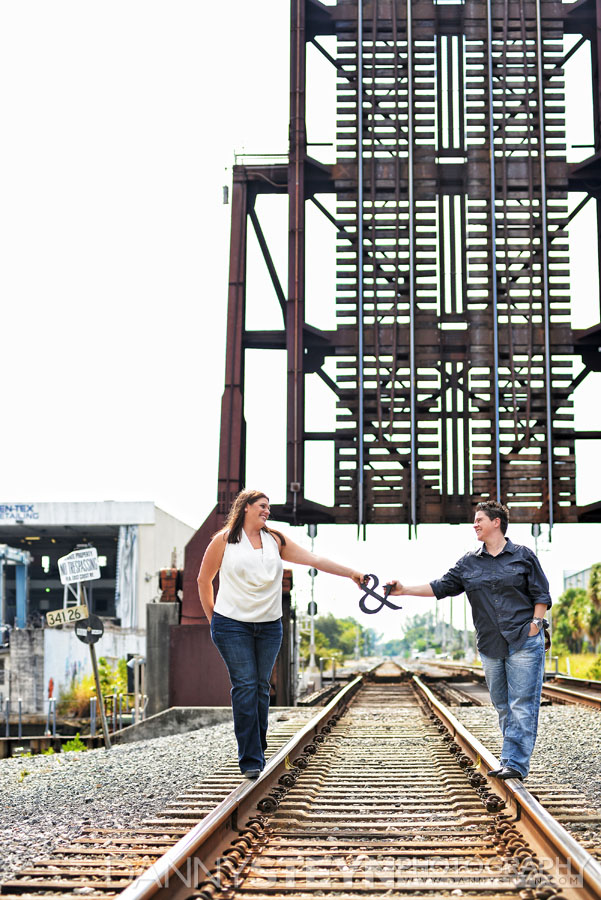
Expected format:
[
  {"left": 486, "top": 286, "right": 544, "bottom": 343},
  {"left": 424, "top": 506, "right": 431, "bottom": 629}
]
[
  {"left": 313, "top": 614, "right": 372, "bottom": 658},
  {"left": 587, "top": 564, "right": 601, "bottom": 653},
  {"left": 395, "top": 611, "right": 473, "bottom": 656},
  {"left": 552, "top": 588, "right": 588, "bottom": 655},
  {"left": 380, "top": 638, "right": 408, "bottom": 657},
  {"left": 315, "top": 614, "right": 344, "bottom": 648},
  {"left": 338, "top": 619, "right": 362, "bottom": 657},
  {"left": 362, "top": 627, "right": 380, "bottom": 656},
  {"left": 401, "top": 613, "right": 430, "bottom": 648},
  {"left": 299, "top": 626, "right": 333, "bottom": 667}
]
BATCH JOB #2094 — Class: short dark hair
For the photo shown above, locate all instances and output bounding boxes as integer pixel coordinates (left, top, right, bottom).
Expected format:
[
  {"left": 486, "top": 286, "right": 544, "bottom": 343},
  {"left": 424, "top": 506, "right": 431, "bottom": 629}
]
[{"left": 475, "top": 501, "right": 509, "bottom": 535}]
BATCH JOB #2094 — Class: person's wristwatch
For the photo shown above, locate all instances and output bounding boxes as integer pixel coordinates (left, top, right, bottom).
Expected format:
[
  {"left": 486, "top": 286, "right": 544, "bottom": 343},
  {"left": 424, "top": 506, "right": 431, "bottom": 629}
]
[{"left": 532, "top": 617, "right": 544, "bottom": 631}]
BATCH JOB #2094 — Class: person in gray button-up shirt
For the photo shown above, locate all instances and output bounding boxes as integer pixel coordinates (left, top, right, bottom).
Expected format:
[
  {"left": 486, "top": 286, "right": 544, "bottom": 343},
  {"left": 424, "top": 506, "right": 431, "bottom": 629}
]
[{"left": 387, "top": 500, "right": 551, "bottom": 781}]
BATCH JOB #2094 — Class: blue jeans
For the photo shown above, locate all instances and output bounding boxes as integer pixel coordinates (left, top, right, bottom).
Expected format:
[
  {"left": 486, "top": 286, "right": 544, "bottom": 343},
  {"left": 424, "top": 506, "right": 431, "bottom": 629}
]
[
  {"left": 479, "top": 629, "right": 545, "bottom": 777},
  {"left": 210, "top": 612, "right": 283, "bottom": 773}
]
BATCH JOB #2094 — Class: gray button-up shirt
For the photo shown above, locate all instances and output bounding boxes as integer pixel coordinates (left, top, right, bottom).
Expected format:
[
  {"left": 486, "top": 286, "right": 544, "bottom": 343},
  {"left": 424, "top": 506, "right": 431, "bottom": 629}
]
[{"left": 430, "top": 538, "right": 552, "bottom": 658}]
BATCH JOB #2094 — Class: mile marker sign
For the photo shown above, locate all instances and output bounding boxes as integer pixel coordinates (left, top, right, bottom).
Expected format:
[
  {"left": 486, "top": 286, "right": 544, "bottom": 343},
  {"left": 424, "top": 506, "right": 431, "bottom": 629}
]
[{"left": 57, "top": 548, "right": 101, "bottom": 585}]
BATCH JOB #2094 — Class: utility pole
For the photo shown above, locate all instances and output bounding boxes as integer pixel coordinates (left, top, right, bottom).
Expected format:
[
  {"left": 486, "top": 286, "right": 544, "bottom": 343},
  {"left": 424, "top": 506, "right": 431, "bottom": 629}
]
[
  {"left": 306, "top": 524, "right": 321, "bottom": 688},
  {"left": 532, "top": 523, "right": 541, "bottom": 556}
]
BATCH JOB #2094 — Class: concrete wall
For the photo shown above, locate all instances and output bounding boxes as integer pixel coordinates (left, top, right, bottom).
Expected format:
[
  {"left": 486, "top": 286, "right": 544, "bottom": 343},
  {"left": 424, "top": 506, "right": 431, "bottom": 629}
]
[
  {"left": 5, "top": 628, "right": 45, "bottom": 713},
  {"left": 136, "top": 508, "right": 195, "bottom": 623},
  {"left": 112, "top": 706, "right": 233, "bottom": 744},
  {"left": 43, "top": 622, "right": 145, "bottom": 713},
  {"left": 0, "top": 647, "right": 8, "bottom": 706}
]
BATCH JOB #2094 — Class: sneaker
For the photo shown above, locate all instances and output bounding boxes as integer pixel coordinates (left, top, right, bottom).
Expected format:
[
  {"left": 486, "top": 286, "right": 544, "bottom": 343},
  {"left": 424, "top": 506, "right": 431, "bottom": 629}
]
[
  {"left": 242, "top": 769, "right": 261, "bottom": 779},
  {"left": 496, "top": 766, "right": 524, "bottom": 781}
]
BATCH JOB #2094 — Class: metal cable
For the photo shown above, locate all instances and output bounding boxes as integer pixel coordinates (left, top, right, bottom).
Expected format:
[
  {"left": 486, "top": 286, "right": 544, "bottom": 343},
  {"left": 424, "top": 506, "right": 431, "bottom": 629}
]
[
  {"left": 357, "top": 0, "right": 365, "bottom": 530},
  {"left": 408, "top": 0, "right": 417, "bottom": 531},
  {"left": 486, "top": 0, "right": 502, "bottom": 502},
  {"left": 535, "top": 0, "right": 554, "bottom": 530}
]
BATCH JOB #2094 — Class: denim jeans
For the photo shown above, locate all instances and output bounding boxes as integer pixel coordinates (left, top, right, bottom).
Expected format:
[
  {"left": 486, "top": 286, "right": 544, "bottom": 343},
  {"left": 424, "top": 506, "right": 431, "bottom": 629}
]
[
  {"left": 479, "top": 629, "right": 546, "bottom": 777},
  {"left": 210, "top": 611, "right": 283, "bottom": 773}
]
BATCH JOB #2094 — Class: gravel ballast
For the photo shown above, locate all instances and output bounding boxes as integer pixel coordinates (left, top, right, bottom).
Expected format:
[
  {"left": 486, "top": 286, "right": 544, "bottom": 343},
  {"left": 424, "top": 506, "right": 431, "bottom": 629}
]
[
  {"left": 454, "top": 705, "right": 601, "bottom": 811},
  {"left": 0, "top": 722, "right": 239, "bottom": 882},
  {"left": 1, "top": 705, "right": 600, "bottom": 883},
  {"left": 454, "top": 705, "right": 601, "bottom": 855}
]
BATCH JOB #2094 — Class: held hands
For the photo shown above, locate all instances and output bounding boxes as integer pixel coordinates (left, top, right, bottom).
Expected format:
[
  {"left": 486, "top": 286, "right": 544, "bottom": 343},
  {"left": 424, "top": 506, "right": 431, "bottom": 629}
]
[
  {"left": 358, "top": 574, "right": 404, "bottom": 614},
  {"left": 386, "top": 579, "right": 404, "bottom": 596},
  {"left": 351, "top": 571, "right": 370, "bottom": 588},
  {"left": 350, "top": 573, "right": 407, "bottom": 598}
]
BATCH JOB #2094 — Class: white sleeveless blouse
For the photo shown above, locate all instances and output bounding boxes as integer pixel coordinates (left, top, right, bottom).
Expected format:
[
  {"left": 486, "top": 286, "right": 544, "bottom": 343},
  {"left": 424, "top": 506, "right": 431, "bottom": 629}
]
[{"left": 214, "top": 529, "right": 283, "bottom": 622}]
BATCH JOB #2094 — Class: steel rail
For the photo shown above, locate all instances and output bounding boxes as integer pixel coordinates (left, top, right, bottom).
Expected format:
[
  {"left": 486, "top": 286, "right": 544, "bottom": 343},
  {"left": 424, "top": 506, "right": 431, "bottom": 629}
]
[
  {"left": 408, "top": 0, "right": 417, "bottom": 532},
  {"left": 412, "top": 674, "right": 601, "bottom": 900},
  {"left": 541, "top": 682, "right": 601, "bottom": 710},
  {"left": 486, "top": 0, "right": 502, "bottom": 502},
  {"left": 357, "top": 0, "right": 365, "bottom": 532},
  {"left": 411, "top": 658, "right": 487, "bottom": 680},
  {"left": 552, "top": 672, "right": 601, "bottom": 689},
  {"left": 120, "top": 675, "right": 363, "bottom": 900},
  {"left": 416, "top": 659, "right": 601, "bottom": 711},
  {"left": 7, "top": 664, "right": 600, "bottom": 898},
  {"left": 535, "top": 0, "right": 554, "bottom": 530}
]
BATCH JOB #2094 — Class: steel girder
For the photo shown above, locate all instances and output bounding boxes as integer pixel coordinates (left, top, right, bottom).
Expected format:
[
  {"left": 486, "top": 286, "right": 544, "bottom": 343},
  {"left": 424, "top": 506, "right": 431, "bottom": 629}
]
[{"left": 182, "top": 0, "right": 601, "bottom": 618}]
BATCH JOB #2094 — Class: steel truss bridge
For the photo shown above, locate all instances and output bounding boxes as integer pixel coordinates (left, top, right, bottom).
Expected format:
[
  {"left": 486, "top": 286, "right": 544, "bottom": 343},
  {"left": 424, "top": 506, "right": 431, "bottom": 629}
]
[{"left": 182, "top": 0, "right": 601, "bottom": 619}]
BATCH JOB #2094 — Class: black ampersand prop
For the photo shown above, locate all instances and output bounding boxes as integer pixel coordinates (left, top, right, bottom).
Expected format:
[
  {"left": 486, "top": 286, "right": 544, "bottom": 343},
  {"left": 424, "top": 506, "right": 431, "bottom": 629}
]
[{"left": 358, "top": 574, "right": 403, "bottom": 615}]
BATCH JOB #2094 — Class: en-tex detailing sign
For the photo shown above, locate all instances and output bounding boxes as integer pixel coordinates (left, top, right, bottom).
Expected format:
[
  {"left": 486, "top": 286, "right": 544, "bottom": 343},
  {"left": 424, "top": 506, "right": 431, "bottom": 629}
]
[{"left": 0, "top": 504, "right": 39, "bottom": 521}]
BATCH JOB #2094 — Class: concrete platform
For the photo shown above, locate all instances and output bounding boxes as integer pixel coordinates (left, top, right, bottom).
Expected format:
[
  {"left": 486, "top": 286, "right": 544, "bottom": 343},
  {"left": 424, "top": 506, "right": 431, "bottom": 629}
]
[
  {"left": 111, "top": 705, "right": 298, "bottom": 744},
  {"left": 0, "top": 707, "right": 300, "bottom": 756}
]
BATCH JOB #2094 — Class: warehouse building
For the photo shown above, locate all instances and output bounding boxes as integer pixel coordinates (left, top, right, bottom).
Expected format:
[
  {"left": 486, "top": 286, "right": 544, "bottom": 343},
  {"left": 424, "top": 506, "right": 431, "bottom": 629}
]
[{"left": 0, "top": 501, "right": 194, "bottom": 712}]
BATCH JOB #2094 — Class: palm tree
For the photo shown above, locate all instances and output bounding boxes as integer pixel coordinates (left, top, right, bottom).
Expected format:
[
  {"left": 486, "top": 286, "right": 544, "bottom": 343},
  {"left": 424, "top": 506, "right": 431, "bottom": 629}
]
[
  {"left": 568, "top": 592, "right": 588, "bottom": 653},
  {"left": 587, "top": 564, "right": 601, "bottom": 653},
  {"left": 552, "top": 588, "right": 587, "bottom": 654}
]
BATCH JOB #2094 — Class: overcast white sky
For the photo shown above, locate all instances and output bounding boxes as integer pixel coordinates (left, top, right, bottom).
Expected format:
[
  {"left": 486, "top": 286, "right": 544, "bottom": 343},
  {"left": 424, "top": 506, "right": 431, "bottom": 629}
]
[{"left": 1, "top": 2, "right": 600, "bottom": 641}]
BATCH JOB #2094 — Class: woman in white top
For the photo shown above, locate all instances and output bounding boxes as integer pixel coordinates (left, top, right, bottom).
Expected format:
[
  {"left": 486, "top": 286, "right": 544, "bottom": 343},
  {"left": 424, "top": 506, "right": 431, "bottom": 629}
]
[{"left": 197, "top": 488, "right": 365, "bottom": 779}]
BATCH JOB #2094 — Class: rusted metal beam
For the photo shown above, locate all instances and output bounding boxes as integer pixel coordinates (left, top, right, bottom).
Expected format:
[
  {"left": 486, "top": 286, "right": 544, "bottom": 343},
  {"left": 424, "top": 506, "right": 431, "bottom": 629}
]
[
  {"left": 181, "top": 172, "right": 249, "bottom": 622},
  {"left": 287, "top": 0, "right": 307, "bottom": 523},
  {"left": 248, "top": 206, "right": 287, "bottom": 321},
  {"left": 184, "top": 0, "right": 599, "bottom": 591}
]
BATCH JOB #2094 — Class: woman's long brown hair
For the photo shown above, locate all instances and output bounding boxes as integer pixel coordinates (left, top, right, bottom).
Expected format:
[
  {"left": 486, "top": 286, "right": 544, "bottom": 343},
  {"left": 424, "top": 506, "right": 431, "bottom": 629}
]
[{"left": 221, "top": 489, "right": 286, "bottom": 546}]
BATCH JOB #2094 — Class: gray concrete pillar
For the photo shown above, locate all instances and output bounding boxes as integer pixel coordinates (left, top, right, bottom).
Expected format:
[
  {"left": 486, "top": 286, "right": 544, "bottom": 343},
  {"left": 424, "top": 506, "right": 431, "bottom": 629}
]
[{"left": 146, "top": 602, "right": 180, "bottom": 716}]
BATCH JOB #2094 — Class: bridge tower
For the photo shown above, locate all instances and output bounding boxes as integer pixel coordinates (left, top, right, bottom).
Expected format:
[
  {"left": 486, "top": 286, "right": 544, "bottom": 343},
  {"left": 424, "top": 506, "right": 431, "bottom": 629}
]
[{"left": 173, "top": 0, "right": 601, "bottom": 702}]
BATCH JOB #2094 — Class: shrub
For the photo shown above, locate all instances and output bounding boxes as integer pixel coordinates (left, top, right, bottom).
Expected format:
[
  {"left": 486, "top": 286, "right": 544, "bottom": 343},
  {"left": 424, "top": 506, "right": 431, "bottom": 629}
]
[
  {"left": 57, "top": 673, "right": 96, "bottom": 717},
  {"left": 586, "top": 655, "right": 601, "bottom": 680},
  {"left": 57, "top": 657, "right": 128, "bottom": 717},
  {"left": 61, "top": 733, "right": 87, "bottom": 752},
  {"left": 98, "top": 656, "right": 127, "bottom": 696}
]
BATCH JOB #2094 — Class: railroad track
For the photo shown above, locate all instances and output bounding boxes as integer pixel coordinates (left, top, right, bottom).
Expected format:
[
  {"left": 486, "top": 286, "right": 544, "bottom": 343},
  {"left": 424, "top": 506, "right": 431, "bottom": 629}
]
[
  {"left": 416, "top": 659, "right": 601, "bottom": 710},
  {"left": 541, "top": 675, "right": 601, "bottom": 711},
  {"left": 1, "top": 661, "right": 601, "bottom": 899}
]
